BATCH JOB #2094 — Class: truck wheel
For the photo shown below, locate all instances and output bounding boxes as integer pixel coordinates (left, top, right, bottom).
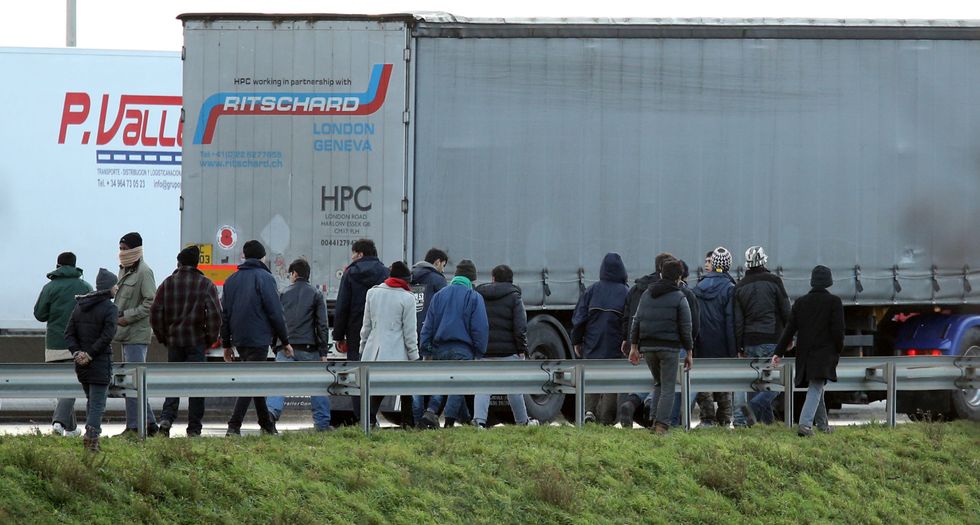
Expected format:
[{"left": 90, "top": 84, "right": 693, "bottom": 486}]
[
  {"left": 951, "top": 328, "right": 980, "bottom": 421},
  {"left": 524, "top": 319, "right": 568, "bottom": 422}
]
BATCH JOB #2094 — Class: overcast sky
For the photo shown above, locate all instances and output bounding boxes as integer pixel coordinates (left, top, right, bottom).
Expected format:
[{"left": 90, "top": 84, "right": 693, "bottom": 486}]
[{"left": 3, "top": 0, "right": 980, "bottom": 51}]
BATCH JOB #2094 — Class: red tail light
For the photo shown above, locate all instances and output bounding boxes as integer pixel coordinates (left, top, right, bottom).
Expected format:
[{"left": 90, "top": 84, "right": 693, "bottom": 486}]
[{"left": 903, "top": 349, "right": 943, "bottom": 356}]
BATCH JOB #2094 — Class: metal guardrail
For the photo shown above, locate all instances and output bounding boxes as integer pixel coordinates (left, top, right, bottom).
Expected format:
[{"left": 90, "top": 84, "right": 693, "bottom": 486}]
[{"left": 0, "top": 356, "right": 975, "bottom": 436}]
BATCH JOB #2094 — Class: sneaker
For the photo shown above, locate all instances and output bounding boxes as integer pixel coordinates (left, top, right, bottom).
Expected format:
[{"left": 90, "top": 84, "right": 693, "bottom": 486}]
[
  {"left": 51, "top": 422, "right": 68, "bottom": 436},
  {"left": 186, "top": 431, "right": 202, "bottom": 438},
  {"left": 260, "top": 424, "right": 279, "bottom": 436},
  {"left": 817, "top": 425, "right": 834, "bottom": 434},
  {"left": 64, "top": 426, "right": 82, "bottom": 437},
  {"left": 158, "top": 420, "right": 172, "bottom": 438},
  {"left": 443, "top": 417, "right": 456, "bottom": 428},
  {"left": 584, "top": 411, "right": 597, "bottom": 424},
  {"left": 225, "top": 428, "right": 241, "bottom": 437},
  {"left": 315, "top": 425, "right": 336, "bottom": 433},
  {"left": 797, "top": 425, "right": 814, "bottom": 437},
  {"left": 617, "top": 400, "right": 636, "bottom": 428},
  {"left": 419, "top": 410, "right": 439, "bottom": 429},
  {"left": 147, "top": 423, "right": 160, "bottom": 437},
  {"left": 740, "top": 405, "right": 757, "bottom": 428},
  {"left": 524, "top": 418, "right": 540, "bottom": 427},
  {"left": 697, "top": 420, "right": 717, "bottom": 429},
  {"left": 115, "top": 428, "right": 140, "bottom": 439}
]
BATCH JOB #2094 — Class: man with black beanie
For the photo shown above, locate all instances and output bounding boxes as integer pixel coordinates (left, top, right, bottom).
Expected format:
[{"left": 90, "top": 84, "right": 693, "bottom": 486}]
[
  {"left": 221, "top": 240, "right": 291, "bottom": 435},
  {"left": 35, "top": 251, "right": 92, "bottom": 436},
  {"left": 150, "top": 245, "right": 222, "bottom": 437}
]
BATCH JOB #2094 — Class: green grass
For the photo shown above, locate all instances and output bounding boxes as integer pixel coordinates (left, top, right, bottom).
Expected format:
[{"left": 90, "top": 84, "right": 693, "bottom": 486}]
[{"left": 0, "top": 421, "right": 978, "bottom": 524}]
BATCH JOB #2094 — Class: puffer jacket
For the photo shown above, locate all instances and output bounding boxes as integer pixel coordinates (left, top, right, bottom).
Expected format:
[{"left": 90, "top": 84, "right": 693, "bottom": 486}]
[
  {"left": 571, "top": 253, "right": 629, "bottom": 359},
  {"left": 734, "top": 267, "right": 791, "bottom": 349},
  {"left": 113, "top": 259, "right": 156, "bottom": 344},
  {"left": 34, "top": 265, "right": 92, "bottom": 354},
  {"left": 630, "top": 281, "right": 693, "bottom": 352},
  {"left": 332, "top": 256, "right": 389, "bottom": 343},
  {"left": 476, "top": 282, "right": 528, "bottom": 357},
  {"left": 65, "top": 291, "right": 118, "bottom": 385},
  {"left": 694, "top": 272, "right": 737, "bottom": 358}
]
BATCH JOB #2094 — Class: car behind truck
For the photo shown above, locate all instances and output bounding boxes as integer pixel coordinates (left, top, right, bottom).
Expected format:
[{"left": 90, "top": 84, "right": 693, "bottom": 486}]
[{"left": 179, "top": 13, "right": 980, "bottom": 422}]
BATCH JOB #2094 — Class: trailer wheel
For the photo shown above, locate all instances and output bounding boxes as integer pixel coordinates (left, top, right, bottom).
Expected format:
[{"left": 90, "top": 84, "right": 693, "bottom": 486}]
[
  {"left": 951, "top": 329, "right": 980, "bottom": 421},
  {"left": 524, "top": 318, "right": 568, "bottom": 422}
]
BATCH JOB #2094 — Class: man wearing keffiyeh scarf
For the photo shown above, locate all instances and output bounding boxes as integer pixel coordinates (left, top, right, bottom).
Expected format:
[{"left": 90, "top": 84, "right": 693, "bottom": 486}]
[{"left": 113, "top": 231, "right": 160, "bottom": 437}]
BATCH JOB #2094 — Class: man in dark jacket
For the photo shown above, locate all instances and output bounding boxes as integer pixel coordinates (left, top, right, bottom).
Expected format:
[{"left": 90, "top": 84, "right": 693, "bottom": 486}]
[
  {"left": 65, "top": 268, "right": 118, "bottom": 452},
  {"left": 222, "top": 240, "right": 292, "bottom": 436},
  {"left": 733, "top": 245, "right": 792, "bottom": 426},
  {"left": 332, "top": 238, "right": 387, "bottom": 421},
  {"left": 266, "top": 258, "right": 333, "bottom": 431},
  {"left": 628, "top": 260, "right": 694, "bottom": 434},
  {"left": 473, "top": 264, "right": 538, "bottom": 427},
  {"left": 772, "top": 265, "right": 844, "bottom": 436},
  {"left": 693, "top": 247, "right": 737, "bottom": 426},
  {"left": 572, "top": 253, "right": 629, "bottom": 424},
  {"left": 418, "top": 259, "right": 488, "bottom": 429},
  {"left": 34, "top": 251, "right": 92, "bottom": 437},
  {"left": 150, "top": 246, "right": 222, "bottom": 438},
  {"left": 410, "top": 248, "right": 449, "bottom": 425}
]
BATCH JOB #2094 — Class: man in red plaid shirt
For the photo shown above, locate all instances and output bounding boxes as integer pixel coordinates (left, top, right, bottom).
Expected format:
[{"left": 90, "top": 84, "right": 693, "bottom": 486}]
[{"left": 150, "top": 245, "right": 222, "bottom": 437}]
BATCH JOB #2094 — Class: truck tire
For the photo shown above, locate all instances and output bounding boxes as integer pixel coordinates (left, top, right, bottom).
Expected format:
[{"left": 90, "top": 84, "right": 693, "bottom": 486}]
[
  {"left": 523, "top": 318, "right": 568, "bottom": 422},
  {"left": 951, "top": 328, "right": 980, "bottom": 421}
]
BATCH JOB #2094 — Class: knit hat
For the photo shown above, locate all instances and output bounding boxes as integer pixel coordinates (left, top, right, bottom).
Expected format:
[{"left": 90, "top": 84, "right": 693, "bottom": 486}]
[
  {"left": 455, "top": 259, "right": 477, "bottom": 282},
  {"left": 710, "top": 246, "right": 732, "bottom": 272},
  {"left": 745, "top": 245, "right": 768, "bottom": 269},
  {"left": 389, "top": 260, "right": 411, "bottom": 279},
  {"left": 661, "top": 259, "right": 684, "bottom": 282},
  {"left": 119, "top": 232, "right": 143, "bottom": 249},
  {"left": 810, "top": 265, "right": 833, "bottom": 289},
  {"left": 242, "top": 240, "right": 266, "bottom": 260},
  {"left": 57, "top": 252, "right": 76, "bottom": 267},
  {"left": 96, "top": 268, "right": 117, "bottom": 292},
  {"left": 177, "top": 246, "right": 200, "bottom": 268}
]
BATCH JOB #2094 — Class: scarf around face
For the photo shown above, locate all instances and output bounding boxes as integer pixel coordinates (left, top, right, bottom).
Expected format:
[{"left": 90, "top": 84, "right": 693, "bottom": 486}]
[
  {"left": 119, "top": 246, "right": 143, "bottom": 268},
  {"left": 384, "top": 277, "right": 411, "bottom": 291}
]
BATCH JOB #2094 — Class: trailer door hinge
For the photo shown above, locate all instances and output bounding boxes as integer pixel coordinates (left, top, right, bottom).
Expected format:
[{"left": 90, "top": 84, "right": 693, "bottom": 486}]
[
  {"left": 401, "top": 198, "right": 409, "bottom": 214},
  {"left": 403, "top": 48, "right": 411, "bottom": 61},
  {"left": 402, "top": 111, "right": 411, "bottom": 123}
]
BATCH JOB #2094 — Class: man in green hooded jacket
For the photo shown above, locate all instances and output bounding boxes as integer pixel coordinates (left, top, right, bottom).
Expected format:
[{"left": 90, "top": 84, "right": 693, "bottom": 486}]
[{"left": 34, "top": 252, "right": 92, "bottom": 436}]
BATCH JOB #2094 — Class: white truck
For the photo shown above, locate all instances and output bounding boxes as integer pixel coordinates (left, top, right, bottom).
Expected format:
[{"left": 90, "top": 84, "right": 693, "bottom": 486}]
[{"left": 0, "top": 47, "right": 182, "bottom": 340}]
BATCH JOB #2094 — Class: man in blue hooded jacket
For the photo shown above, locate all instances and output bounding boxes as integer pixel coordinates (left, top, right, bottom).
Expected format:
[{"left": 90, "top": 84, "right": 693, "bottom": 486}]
[
  {"left": 418, "top": 259, "right": 488, "bottom": 429},
  {"left": 572, "top": 253, "right": 629, "bottom": 424},
  {"left": 693, "top": 247, "right": 737, "bottom": 426}
]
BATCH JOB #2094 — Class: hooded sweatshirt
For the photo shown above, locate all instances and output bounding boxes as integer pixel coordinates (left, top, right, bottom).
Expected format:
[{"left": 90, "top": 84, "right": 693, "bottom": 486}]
[
  {"left": 693, "top": 271, "right": 737, "bottom": 358},
  {"left": 65, "top": 290, "right": 117, "bottom": 385},
  {"left": 419, "top": 277, "right": 488, "bottom": 357},
  {"left": 410, "top": 261, "right": 448, "bottom": 334},
  {"left": 34, "top": 265, "right": 92, "bottom": 355},
  {"left": 571, "top": 253, "right": 629, "bottom": 359},
  {"left": 333, "top": 255, "right": 389, "bottom": 344}
]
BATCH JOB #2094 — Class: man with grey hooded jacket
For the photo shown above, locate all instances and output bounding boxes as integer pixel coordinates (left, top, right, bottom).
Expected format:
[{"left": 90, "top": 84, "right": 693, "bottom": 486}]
[{"left": 628, "top": 259, "right": 694, "bottom": 434}]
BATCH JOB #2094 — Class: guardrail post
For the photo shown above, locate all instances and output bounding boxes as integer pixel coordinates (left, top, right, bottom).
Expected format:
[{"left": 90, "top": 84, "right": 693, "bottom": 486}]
[
  {"left": 136, "top": 366, "right": 147, "bottom": 439},
  {"left": 574, "top": 363, "right": 585, "bottom": 428},
  {"left": 680, "top": 365, "right": 691, "bottom": 431},
  {"left": 782, "top": 362, "right": 794, "bottom": 429},
  {"left": 360, "top": 365, "right": 371, "bottom": 435},
  {"left": 886, "top": 361, "right": 897, "bottom": 428}
]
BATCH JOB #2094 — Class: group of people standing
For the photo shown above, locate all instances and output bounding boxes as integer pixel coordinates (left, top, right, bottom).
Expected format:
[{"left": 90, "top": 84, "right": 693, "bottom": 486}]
[{"left": 573, "top": 246, "right": 844, "bottom": 436}]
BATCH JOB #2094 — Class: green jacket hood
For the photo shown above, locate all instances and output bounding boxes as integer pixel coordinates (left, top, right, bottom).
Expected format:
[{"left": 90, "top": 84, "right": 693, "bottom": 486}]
[{"left": 47, "top": 265, "right": 84, "bottom": 280}]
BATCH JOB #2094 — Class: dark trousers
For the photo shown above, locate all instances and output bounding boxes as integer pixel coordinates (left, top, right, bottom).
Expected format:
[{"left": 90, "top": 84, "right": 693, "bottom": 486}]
[
  {"left": 369, "top": 395, "right": 414, "bottom": 427},
  {"left": 347, "top": 332, "right": 362, "bottom": 421},
  {"left": 161, "top": 344, "right": 207, "bottom": 433},
  {"left": 227, "top": 346, "right": 275, "bottom": 431}
]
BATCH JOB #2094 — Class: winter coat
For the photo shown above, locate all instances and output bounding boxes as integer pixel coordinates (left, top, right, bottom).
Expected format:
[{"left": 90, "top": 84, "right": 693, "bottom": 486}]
[
  {"left": 572, "top": 254, "right": 629, "bottom": 359},
  {"left": 419, "top": 282, "right": 489, "bottom": 357},
  {"left": 150, "top": 266, "right": 222, "bottom": 348},
  {"left": 410, "top": 261, "right": 448, "bottom": 335},
  {"left": 622, "top": 272, "right": 658, "bottom": 341},
  {"left": 220, "top": 259, "right": 289, "bottom": 348},
  {"left": 34, "top": 265, "right": 92, "bottom": 354},
  {"left": 332, "top": 256, "right": 388, "bottom": 343},
  {"left": 113, "top": 259, "right": 156, "bottom": 344},
  {"left": 278, "top": 279, "right": 330, "bottom": 356},
  {"left": 476, "top": 282, "right": 528, "bottom": 357},
  {"left": 694, "top": 272, "right": 737, "bottom": 358},
  {"left": 630, "top": 281, "right": 694, "bottom": 352},
  {"left": 734, "top": 267, "right": 791, "bottom": 349},
  {"left": 360, "top": 282, "right": 419, "bottom": 361},
  {"left": 775, "top": 288, "right": 845, "bottom": 387},
  {"left": 65, "top": 291, "right": 117, "bottom": 385}
]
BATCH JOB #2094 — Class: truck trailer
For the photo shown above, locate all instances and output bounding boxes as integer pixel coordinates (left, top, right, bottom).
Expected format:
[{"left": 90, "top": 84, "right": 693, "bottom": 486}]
[{"left": 178, "top": 14, "right": 980, "bottom": 422}]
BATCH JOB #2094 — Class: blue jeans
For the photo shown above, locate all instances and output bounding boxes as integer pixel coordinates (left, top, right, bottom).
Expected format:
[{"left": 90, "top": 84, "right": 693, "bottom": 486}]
[
  {"left": 122, "top": 344, "right": 156, "bottom": 429},
  {"left": 799, "top": 379, "right": 829, "bottom": 429},
  {"left": 426, "top": 346, "right": 475, "bottom": 421},
  {"left": 474, "top": 354, "right": 531, "bottom": 425},
  {"left": 267, "top": 349, "right": 332, "bottom": 429},
  {"left": 642, "top": 348, "right": 681, "bottom": 427},
  {"left": 733, "top": 343, "right": 778, "bottom": 426},
  {"left": 82, "top": 383, "right": 108, "bottom": 436}
]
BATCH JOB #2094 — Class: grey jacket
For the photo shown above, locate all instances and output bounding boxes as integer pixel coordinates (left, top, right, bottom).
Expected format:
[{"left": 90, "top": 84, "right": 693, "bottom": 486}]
[
  {"left": 630, "top": 281, "right": 694, "bottom": 352},
  {"left": 278, "top": 278, "right": 330, "bottom": 357}
]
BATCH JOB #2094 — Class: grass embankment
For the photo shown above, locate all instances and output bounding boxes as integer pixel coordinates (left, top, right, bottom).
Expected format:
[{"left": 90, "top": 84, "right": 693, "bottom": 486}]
[{"left": 0, "top": 422, "right": 977, "bottom": 524}]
